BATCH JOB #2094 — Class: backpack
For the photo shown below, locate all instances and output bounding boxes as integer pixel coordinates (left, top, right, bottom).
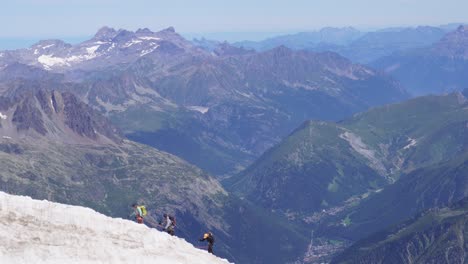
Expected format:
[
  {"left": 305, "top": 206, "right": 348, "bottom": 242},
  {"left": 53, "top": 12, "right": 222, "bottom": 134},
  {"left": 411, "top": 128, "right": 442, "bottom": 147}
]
[
  {"left": 138, "top": 206, "right": 147, "bottom": 216},
  {"left": 168, "top": 215, "right": 176, "bottom": 226}
]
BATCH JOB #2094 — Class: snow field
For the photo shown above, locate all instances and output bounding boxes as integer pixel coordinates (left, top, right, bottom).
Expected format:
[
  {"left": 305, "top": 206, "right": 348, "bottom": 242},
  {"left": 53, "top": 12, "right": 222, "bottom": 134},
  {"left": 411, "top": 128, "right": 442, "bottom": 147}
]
[{"left": 0, "top": 191, "right": 231, "bottom": 264}]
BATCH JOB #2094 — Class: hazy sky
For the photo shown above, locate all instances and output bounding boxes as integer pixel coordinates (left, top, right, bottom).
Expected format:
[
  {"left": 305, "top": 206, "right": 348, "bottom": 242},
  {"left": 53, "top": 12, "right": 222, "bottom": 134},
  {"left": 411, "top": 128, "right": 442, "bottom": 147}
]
[{"left": 1, "top": 0, "right": 467, "bottom": 40}]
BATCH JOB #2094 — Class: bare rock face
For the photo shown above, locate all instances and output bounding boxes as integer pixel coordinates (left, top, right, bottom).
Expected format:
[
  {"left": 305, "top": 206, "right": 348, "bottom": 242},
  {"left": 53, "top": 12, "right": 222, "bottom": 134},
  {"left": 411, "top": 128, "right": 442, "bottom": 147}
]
[
  {"left": 3, "top": 90, "right": 121, "bottom": 143},
  {"left": 62, "top": 92, "right": 120, "bottom": 141},
  {"left": 434, "top": 25, "right": 468, "bottom": 59},
  {"left": 12, "top": 94, "right": 47, "bottom": 135}
]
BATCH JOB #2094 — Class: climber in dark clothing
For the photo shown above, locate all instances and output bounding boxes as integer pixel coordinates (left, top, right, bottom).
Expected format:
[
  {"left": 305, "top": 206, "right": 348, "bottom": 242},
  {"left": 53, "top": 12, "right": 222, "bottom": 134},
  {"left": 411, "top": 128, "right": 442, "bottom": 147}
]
[
  {"left": 159, "top": 213, "right": 176, "bottom": 236},
  {"left": 199, "top": 232, "right": 215, "bottom": 254}
]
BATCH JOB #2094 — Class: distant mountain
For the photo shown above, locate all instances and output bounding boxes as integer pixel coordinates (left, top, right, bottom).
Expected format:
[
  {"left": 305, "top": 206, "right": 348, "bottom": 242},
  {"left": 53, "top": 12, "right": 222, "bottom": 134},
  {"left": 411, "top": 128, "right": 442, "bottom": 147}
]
[
  {"left": 0, "top": 27, "right": 408, "bottom": 176},
  {"left": 340, "top": 26, "right": 446, "bottom": 63},
  {"left": 192, "top": 37, "right": 222, "bottom": 51},
  {"left": 433, "top": 25, "right": 468, "bottom": 59},
  {"left": 372, "top": 25, "right": 468, "bottom": 95},
  {"left": 0, "top": 26, "right": 198, "bottom": 72},
  {"left": 332, "top": 197, "right": 468, "bottom": 264},
  {"left": 439, "top": 22, "right": 468, "bottom": 32},
  {"left": 228, "top": 92, "right": 468, "bottom": 218},
  {"left": 231, "top": 26, "right": 446, "bottom": 64},
  {"left": 234, "top": 27, "right": 362, "bottom": 51}
]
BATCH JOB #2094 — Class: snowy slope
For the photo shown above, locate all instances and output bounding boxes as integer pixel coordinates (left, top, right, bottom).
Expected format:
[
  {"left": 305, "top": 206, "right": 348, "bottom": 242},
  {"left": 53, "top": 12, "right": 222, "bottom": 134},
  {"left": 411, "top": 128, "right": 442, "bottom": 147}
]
[{"left": 0, "top": 191, "right": 231, "bottom": 264}]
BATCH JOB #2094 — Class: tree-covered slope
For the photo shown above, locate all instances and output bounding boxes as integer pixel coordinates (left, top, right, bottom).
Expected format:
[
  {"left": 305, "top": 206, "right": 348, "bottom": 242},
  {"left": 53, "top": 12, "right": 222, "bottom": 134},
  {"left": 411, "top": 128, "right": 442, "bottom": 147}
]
[
  {"left": 332, "top": 197, "right": 468, "bottom": 264},
  {"left": 228, "top": 92, "right": 468, "bottom": 220}
]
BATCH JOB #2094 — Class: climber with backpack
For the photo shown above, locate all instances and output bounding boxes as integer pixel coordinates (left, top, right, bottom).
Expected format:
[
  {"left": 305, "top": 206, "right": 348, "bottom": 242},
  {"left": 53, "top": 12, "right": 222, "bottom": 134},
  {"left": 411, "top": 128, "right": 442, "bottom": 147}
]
[
  {"left": 199, "top": 232, "right": 215, "bottom": 254},
  {"left": 159, "top": 213, "right": 176, "bottom": 236},
  {"left": 130, "top": 203, "right": 147, "bottom": 224}
]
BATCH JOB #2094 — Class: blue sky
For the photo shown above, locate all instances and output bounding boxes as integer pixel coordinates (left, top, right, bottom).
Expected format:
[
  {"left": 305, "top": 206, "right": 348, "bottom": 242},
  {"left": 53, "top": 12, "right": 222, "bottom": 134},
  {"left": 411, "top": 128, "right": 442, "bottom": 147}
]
[{"left": 1, "top": 0, "right": 467, "bottom": 41}]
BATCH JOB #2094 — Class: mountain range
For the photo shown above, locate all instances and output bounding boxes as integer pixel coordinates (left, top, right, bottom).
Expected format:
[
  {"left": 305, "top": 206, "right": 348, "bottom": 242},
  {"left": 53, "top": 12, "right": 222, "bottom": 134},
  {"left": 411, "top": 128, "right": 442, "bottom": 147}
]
[
  {"left": 230, "top": 26, "right": 448, "bottom": 64},
  {"left": 228, "top": 91, "right": 468, "bottom": 262},
  {"left": 0, "top": 26, "right": 408, "bottom": 176},
  {"left": 228, "top": 92, "right": 468, "bottom": 215},
  {"left": 372, "top": 25, "right": 468, "bottom": 95}
]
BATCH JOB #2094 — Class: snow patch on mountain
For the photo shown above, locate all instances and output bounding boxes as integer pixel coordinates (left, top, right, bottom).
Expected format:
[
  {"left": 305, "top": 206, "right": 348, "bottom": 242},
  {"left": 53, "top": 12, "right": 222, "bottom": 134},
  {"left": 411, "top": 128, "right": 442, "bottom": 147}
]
[
  {"left": 107, "top": 42, "right": 116, "bottom": 51},
  {"left": 141, "top": 44, "right": 160, "bottom": 56},
  {"left": 37, "top": 50, "right": 101, "bottom": 70},
  {"left": 123, "top": 39, "right": 143, "bottom": 48},
  {"left": 187, "top": 106, "right": 210, "bottom": 114},
  {"left": 95, "top": 96, "right": 127, "bottom": 112},
  {"left": 139, "top": 36, "right": 161, "bottom": 41},
  {"left": 0, "top": 112, "right": 7, "bottom": 120},
  {"left": 85, "top": 45, "right": 100, "bottom": 54},
  {"left": 50, "top": 98, "right": 55, "bottom": 112},
  {"left": 0, "top": 191, "right": 231, "bottom": 264},
  {"left": 93, "top": 41, "right": 108, "bottom": 45},
  {"left": 41, "top": 44, "right": 55, "bottom": 49},
  {"left": 37, "top": 54, "right": 69, "bottom": 69},
  {"left": 403, "top": 137, "right": 417, "bottom": 150}
]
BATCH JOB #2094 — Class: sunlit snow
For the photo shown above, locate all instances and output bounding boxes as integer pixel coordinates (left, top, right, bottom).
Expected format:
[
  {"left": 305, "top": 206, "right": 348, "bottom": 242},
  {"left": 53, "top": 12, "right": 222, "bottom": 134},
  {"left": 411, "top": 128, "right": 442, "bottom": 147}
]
[
  {"left": 0, "top": 112, "right": 7, "bottom": 120},
  {"left": 187, "top": 106, "right": 210, "bottom": 114},
  {"left": 140, "top": 44, "right": 160, "bottom": 56},
  {"left": 123, "top": 39, "right": 143, "bottom": 48},
  {"left": 41, "top": 44, "right": 55, "bottom": 49},
  {"left": 139, "top": 36, "right": 161, "bottom": 41},
  {"left": 37, "top": 54, "right": 69, "bottom": 69},
  {"left": 403, "top": 137, "right": 417, "bottom": 150},
  {"left": 0, "top": 191, "right": 231, "bottom": 264},
  {"left": 85, "top": 45, "right": 100, "bottom": 54},
  {"left": 37, "top": 50, "right": 100, "bottom": 69}
]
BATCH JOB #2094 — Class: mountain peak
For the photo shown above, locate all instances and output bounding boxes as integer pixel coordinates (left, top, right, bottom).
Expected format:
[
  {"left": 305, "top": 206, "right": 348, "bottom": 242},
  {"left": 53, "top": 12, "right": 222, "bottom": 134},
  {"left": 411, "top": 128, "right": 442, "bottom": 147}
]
[
  {"left": 456, "top": 25, "right": 468, "bottom": 32},
  {"left": 159, "top": 26, "right": 176, "bottom": 33},
  {"left": 214, "top": 42, "right": 254, "bottom": 56},
  {"left": 94, "top": 26, "right": 117, "bottom": 39},
  {"left": 31, "top": 39, "right": 71, "bottom": 50},
  {"left": 433, "top": 24, "right": 468, "bottom": 59},
  {"left": 463, "top": 88, "right": 468, "bottom": 98},
  {"left": 136, "top": 28, "right": 153, "bottom": 34},
  {"left": 271, "top": 45, "right": 292, "bottom": 55}
]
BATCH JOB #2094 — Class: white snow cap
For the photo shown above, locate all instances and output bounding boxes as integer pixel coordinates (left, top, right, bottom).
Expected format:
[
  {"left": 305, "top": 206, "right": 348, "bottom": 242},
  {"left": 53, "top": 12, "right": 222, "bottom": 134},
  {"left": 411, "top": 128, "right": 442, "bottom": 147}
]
[{"left": 0, "top": 191, "right": 232, "bottom": 264}]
